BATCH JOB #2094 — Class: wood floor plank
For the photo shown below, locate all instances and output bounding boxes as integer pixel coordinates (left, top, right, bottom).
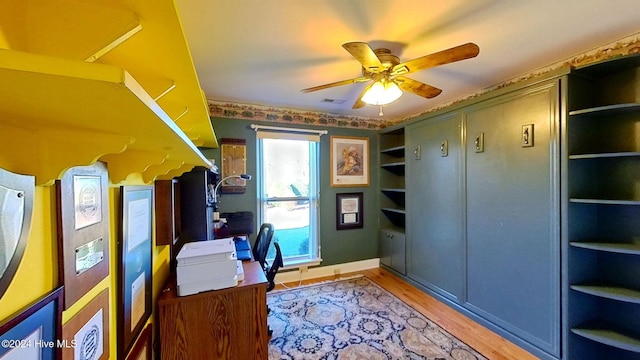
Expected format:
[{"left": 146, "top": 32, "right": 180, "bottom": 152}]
[{"left": 274, "top": 267, "right": 538, "bottom": 360}]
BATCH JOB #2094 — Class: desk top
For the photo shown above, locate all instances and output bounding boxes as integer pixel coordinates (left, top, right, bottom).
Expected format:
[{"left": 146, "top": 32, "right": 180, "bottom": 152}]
[{"left": 158, "top": 261, "right": 267, "bottom": 305}]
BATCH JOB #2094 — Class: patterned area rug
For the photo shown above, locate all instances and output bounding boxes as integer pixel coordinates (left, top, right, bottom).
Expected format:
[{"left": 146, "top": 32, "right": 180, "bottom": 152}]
[{"left": 267, "top": 276, "right": 487, "bottom": 360}]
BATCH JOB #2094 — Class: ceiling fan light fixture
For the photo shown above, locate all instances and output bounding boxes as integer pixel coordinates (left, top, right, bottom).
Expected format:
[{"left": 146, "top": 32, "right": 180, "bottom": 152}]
[{"left": 361, "top": 80, "right": 402, "bottom": 106}]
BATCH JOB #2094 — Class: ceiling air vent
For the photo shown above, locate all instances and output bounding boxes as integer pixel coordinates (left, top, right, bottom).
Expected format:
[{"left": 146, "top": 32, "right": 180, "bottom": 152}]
[{"left": 321, "top": 98, "right": 345, "bottom": 104}]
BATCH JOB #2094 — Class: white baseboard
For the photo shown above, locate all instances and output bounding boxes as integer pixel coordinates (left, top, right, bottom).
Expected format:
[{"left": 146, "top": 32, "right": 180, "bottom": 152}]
[{"left": 275, "top": 258, "right": 380, "bottom": 284}]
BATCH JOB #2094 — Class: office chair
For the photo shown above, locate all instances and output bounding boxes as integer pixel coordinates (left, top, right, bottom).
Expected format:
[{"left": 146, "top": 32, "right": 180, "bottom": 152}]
[
  {"left": 266, "top": 241, "right": 283, "bottom": 336},
  {"left": 266, "top": 242, "right": 283, "bottom": 292},
  {"left": 252, "top": 223, "right": 274, "bottom": 270}
]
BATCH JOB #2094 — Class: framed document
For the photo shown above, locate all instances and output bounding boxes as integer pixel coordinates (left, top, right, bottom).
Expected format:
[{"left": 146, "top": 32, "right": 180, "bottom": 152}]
[
  {"left": 61, "top": 288, "right": 109, "bottom": 360},
  {"left": 56, "top": 162, "right": 110, "bottom": 309},
  {"left": 124, "top": 324, "right": 151, "bottom": 360},
  {"left": 0, "top": 287, "right": 63, "bottom": 360},
  {"left": 336, "top": 192, "right": 363, "bottom": 230},
  {"left": 117, "top": 186, "right": 153, "bottom": 357}
]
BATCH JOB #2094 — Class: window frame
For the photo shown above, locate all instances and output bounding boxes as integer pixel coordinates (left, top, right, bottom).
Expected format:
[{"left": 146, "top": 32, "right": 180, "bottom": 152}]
[{"left": 256, "top": 129, "right": 322, "bottom": 268}]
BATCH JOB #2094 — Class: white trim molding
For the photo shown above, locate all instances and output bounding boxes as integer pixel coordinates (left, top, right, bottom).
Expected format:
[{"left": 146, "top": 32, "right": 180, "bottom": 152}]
[{"left": 275, "top": 258, "right": 380, "bottom": 284}]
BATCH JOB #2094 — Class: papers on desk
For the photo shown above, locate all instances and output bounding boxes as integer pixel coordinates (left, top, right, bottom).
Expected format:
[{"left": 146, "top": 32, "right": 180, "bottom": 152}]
[{"left": 176, "top": 238, "right": 238, "bottom": 296}]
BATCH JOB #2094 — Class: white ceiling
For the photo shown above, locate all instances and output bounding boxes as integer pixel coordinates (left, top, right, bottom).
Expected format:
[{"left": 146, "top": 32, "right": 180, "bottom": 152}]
[{"left": 176, "top": 0, "right": 640, "bottom": 121}]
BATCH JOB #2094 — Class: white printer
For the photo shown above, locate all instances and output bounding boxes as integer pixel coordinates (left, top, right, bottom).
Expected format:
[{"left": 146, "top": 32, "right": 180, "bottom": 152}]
[{"left": 176, "top": 238, "right": 238, "bottom": 296}]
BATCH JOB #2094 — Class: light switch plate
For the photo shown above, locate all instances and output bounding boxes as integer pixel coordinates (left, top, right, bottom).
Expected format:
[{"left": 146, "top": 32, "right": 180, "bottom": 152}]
[{"left": 440, "top": 140, "right": 448, "bottom": 157}]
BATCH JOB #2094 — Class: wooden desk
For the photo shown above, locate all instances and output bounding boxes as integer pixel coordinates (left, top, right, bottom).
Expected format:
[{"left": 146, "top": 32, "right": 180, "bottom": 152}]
[{"left": 158, "top": 261, "right": 268, "bottom": 360}]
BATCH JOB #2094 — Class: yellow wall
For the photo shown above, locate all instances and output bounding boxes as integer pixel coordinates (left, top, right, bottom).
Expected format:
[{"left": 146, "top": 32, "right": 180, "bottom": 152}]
[{"left": 0, "top": 173, "right": 170, "bottom": 359}]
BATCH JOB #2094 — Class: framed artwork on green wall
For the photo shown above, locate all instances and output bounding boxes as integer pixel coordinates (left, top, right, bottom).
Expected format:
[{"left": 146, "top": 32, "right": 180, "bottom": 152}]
[
  {"left": 330, "top": 136, "right": 369, "bottom": 187},
  {"left": 220, "top": 138, "right": 247, "bottom": 194}
]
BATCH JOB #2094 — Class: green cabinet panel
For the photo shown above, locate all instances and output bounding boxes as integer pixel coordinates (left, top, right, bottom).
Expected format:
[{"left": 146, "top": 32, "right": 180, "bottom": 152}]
[
  {"left": 406, "top": 112, "right": 464, "bottom": 302},
  {"left": 464, "top": 80, "right": 561, "bottom": 357},
  {"left": 379, "top": 229, "right": 406, "bottom": 274}
]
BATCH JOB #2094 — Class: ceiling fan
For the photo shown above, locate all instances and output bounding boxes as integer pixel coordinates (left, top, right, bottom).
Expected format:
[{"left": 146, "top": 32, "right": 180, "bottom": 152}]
[{"left": 302, "top": 41, "right": 480, "bottom": 112}]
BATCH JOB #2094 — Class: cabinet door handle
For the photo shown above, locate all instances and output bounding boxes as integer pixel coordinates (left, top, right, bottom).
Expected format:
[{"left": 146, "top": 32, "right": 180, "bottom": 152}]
[{"left": 475, "top": 133, "right": 484, "bottom": 153}]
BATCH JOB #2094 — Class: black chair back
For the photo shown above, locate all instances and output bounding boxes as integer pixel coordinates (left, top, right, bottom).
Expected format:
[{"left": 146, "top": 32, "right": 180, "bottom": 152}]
[
  {"left": 266, "top": 242, "right": 283, "bottom": 292},
  {"left": 252, "top": 223, "right": 274, "bottom": 269}
]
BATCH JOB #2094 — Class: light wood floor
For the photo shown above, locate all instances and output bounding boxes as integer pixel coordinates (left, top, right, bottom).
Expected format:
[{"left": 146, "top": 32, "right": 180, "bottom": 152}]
[{"left": 275, "top": 267, "right": 538, "bottom": 360}]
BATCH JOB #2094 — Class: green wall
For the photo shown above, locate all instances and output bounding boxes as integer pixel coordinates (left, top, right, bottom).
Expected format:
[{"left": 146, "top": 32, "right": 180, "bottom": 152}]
[{"left": 204, "top": 117, "right": 379, "bottom": 266}]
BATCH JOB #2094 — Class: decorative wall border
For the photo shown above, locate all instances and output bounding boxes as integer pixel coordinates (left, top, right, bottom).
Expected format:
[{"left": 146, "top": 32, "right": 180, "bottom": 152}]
[{"left": 208, "top": 32, "right": 640, "bottom": 130}]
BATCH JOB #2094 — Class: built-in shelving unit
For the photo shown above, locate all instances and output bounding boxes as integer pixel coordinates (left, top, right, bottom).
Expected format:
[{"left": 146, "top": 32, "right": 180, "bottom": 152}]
[
  {"left": 379, "top": 128, "right": 406, "bottom": 231},
  {"left": 0, "top": 0, "right": 217, "bottom": 185},
  {"left": 566, "top": 54, "right": 640, "bottom": 359},
  {"left": 378, "top": 127, "right": 406, "bottom": 274}
]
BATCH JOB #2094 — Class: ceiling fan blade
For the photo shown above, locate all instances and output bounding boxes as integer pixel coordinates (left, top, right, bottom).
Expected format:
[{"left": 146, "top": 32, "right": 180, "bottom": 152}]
[
  {"left": 301, "top": 77, "right": 370, "bottom": 93},
  {"left": 342, "top": 42, "right": 384, "bottom": 73},
  {"left": 395, "top": 76, "right": 442, "bottom": 99},
  {"left": 352, "top": 83, "right": 373, "bottom": 109},
  {"left": 391, "top": 42, "right": 479, "bottom": 76}
]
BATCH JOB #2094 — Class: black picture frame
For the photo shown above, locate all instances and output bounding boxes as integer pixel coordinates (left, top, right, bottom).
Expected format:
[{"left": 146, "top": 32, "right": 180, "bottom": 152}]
[
  {"left": 336, "top": 192, "right": 363, "bottom": 230},
  {"left": 0, "top": 287, "right": 63, "bottom": 360},
  {"left": 117, "top": 186, "right": 153, "bottom": 358}
]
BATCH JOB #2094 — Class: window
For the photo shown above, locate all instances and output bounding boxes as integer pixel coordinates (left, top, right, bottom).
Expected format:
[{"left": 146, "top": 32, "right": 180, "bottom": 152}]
[{"left": 256, "top": 129, "right": 321, "bottom": 267}]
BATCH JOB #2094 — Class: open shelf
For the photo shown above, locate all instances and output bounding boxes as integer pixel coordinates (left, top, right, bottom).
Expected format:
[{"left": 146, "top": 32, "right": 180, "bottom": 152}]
[
  {"left": 571, "top": 284, "right": 640, "bottom": 304},
  {"left": 569, "top": 103, "right": 640, "bottom": 116},
  {"left": 0, "top": 0, "right": 217, "bottom": 185},
  {"left": 380, "top": 145, "right": 405, "bottom": 157},
  {"left": 571, "top": 323, "right": 640, "bottom": 354},
  {"left": 569, "top": 152, "right": 640, "bottom": 159},
  {"left": 0, "top": 50, "right": 210, "bottom": 185},
  {"left": 570, "top": 242, "right": 640, "bottom": 255},
  {"left": 570, "top": 198, "right": 640, "bottom": 205}
]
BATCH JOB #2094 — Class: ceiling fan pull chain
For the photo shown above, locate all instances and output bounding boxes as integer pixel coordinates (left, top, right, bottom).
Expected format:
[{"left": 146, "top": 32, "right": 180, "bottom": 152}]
[{"left": 379, "top": 105, "right": 384, "bottom": 116}]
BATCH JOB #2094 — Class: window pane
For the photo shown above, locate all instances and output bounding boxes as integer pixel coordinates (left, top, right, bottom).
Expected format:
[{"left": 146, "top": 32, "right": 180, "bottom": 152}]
[
  {"left": 260, "top": 137, "right": 318, "bottom": 264},
  {"left": 264, "top": 200, "right": 309, "bottom": 259},
  {"left": 263, "top": 139, "right": 309, "bottom": 199}
]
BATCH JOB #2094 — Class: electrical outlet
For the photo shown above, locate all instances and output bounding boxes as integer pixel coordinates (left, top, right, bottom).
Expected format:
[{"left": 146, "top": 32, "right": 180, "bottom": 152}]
[
  {"left": 299, "top": 266, "right": 308, "bottom": 273},
  {"left": 522, "top": 124, "right": 534, "bottom": 147},
  {"left": 333, "top": 268, "right": 341, "bottom": 276}
]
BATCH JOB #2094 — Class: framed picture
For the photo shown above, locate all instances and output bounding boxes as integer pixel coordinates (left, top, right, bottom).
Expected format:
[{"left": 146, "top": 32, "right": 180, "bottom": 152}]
[
  {"left": 220, "top": 138, "right": 247, "bottom": 194},
  {"left": 330, "top": 136, "right": 369, "bottom": 187},
  {"left": 125, "top": 324, "right": 151, "bottom": 360},
  {"left": 117, "top": 186, "right": 153, "bottom": 358},
  {"left": 61, "top": 288, "right": 109, "bottom": 360},
  {"left": 0, "top": 167, "right": 35, "bottom": 301},
  {"left": 56, "top": 162, "right": 110, "bottom": 309},
  {"left": 0, "top": 287, "right": 63, "bottom": 360},
  {"left": 336, "top": 192, "right": 363, "bottom": 230}
]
